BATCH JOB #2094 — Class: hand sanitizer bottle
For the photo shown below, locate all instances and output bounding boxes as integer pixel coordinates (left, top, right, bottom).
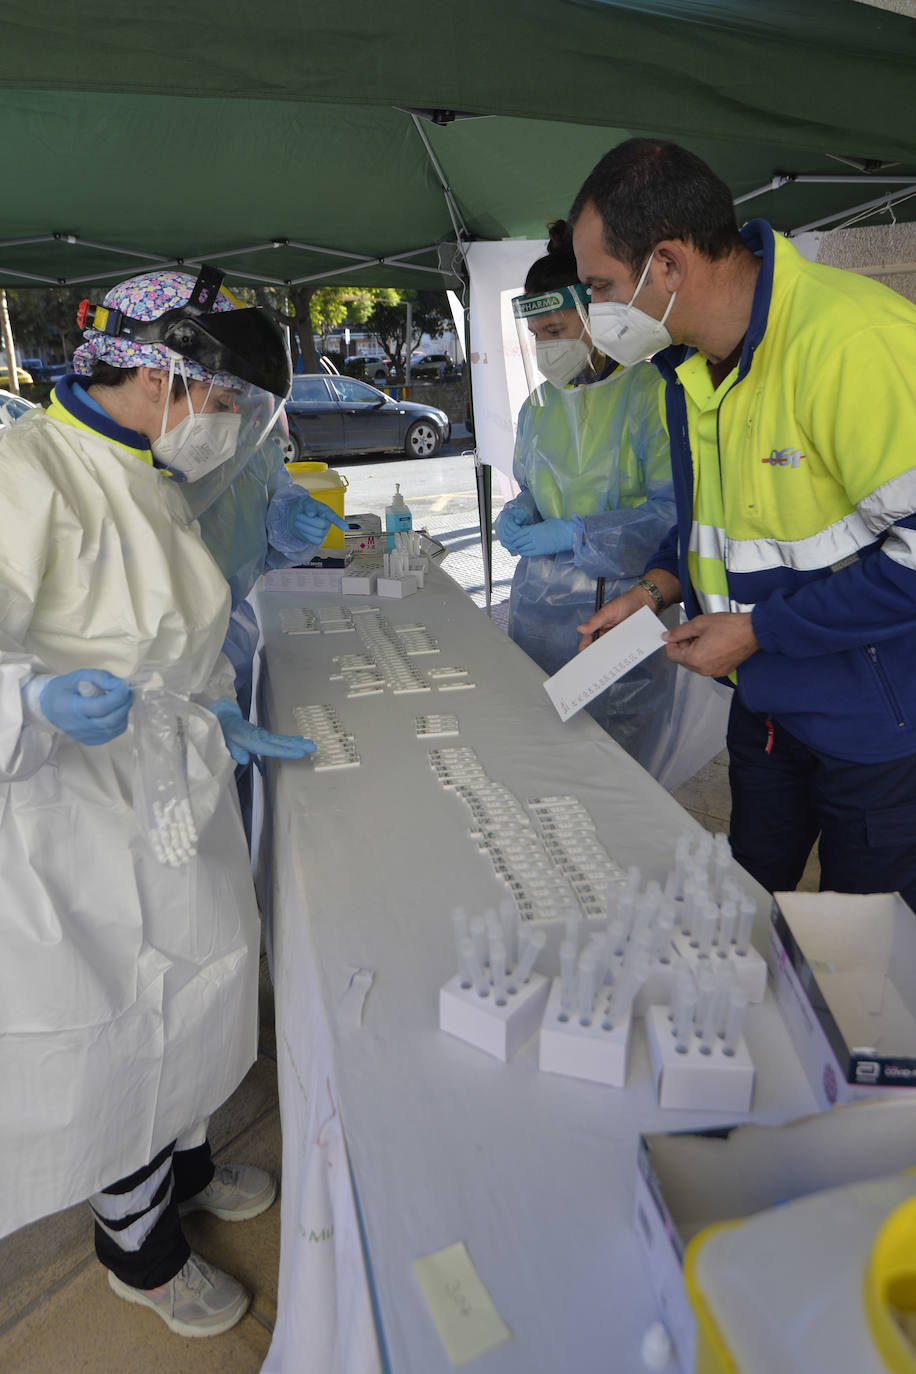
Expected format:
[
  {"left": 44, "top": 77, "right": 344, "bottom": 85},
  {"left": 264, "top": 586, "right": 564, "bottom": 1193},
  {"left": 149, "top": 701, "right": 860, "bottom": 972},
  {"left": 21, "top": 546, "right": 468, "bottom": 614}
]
[{"left": 385, "top": 483, "right": 412, "bottom": 550}]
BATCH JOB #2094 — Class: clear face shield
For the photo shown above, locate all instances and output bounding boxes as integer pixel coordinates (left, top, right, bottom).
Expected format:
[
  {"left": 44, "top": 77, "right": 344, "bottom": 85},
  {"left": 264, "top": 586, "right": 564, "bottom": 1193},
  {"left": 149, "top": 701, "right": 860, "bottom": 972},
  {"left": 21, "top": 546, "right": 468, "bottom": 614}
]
[
  {"left": 512, "top": 283, "right": 606, "bottom": 402},
  {"left": 152, "top": 356, "right": 287, "bottom": 517}
]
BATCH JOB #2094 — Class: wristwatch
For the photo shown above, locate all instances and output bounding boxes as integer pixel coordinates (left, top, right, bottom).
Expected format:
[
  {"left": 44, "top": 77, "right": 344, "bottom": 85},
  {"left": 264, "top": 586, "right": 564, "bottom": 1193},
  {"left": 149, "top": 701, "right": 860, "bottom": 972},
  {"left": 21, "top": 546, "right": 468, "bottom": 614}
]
[{"left": 637, "top": 577, "right": 665, "bottom": 614}]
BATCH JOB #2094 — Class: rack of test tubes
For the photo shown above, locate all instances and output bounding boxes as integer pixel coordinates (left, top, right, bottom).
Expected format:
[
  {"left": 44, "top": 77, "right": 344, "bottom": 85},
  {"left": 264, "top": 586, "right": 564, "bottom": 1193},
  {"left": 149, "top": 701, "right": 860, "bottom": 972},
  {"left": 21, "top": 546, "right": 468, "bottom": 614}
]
[
  {"left": 539, "top": 911, "right": 648, "bottom": 1087},
  {"left": 644, "top": 963, "right": 754, "bottom": 1111},
  {"left": 663, "top": 831, "right": 768, "bottom": 1002},
  {"left": 439, "top": 903, "right": 550, "bottom": 1061}
]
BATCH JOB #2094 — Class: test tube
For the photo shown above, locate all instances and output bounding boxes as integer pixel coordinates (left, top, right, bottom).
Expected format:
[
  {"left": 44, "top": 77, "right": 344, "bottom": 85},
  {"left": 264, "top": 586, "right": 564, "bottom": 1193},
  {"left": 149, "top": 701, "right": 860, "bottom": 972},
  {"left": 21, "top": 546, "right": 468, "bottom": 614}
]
[
  {"left": 498, "top": 898, "right": 518, "bottom": 967},
  {"left": 605, "top": 916, "right": 627, "bottom": 962},
  {"left": 559, "top": 938, "right": 577, "bottom": 1020},
  {"left": 490, "top": 938, "right": 507, "bottom": 1005},
  {"left": 458, "top": 936, "right": 476, "bottom": 990},
  {"left": 717, "top": 899, "right": 738, "bottom": 954},
  {"left": 655, "top": 911, "right": 674, "bottom": 964},
  {"left": 722, "top": 985, "right": 749, "bottom": 1056},
  {"left": 697, "top": 903, "right": 719, "bottom": 959},
  {"left": 698, "top": 988, "right": 720, "bottom": 1053},
  {"left": 673, "top": 984, "right": 697, "bottom": 1054},
  {"left": 469, "top": 916, "right": 488, "bottom": 969},
  {"left": 511, "top": 928, "right": 546, "bottom": 989},
  {"left": 711, "top": 963, "right": 738, "bottom": 1038},
  {"left": 671, "top": 834, "right": 690, "bottom": 899},
  {"left": 605, "top": 954, "right": 649, "bottom": 1029},
  {"left": 587, "top": 932, "right": 610, "bottom": 989},
  {"left": 577, "top": 950, "right": 597, "bottom": 1026},
  {"left": 669, "top": 966, "right": 695, "bottom": 1023},
  {"left": 694, "top": 963, "right": 717, "bottom": 1033},
  {"left": 734, "top": 896, "right": 755, "bottom": 957},
  {"left": 680, "top": 878, "right": 697, "bottom": 938},
  {"left": 563, "top": 909, "right": 580, "bottom": 953}
]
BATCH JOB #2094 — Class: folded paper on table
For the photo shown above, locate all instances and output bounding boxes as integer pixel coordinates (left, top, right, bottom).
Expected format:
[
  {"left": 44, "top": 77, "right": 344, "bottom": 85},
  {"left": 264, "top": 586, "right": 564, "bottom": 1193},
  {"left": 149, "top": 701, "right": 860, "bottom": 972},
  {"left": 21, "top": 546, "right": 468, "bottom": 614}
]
[
  {"left": 543, "top": 606, "right": 666, "bottom": 722},
  {"left": 412, "top": 1241, "right": 513, "bottom": 1366}
]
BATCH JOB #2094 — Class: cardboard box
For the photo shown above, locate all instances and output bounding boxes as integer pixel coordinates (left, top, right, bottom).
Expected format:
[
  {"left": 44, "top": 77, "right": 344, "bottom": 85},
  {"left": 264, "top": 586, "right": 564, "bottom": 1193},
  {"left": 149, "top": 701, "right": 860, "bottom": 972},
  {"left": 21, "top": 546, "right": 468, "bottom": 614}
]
[
  {"left": 633, "top": 1098, "right": 916, "bottom": 1373},
  {"left": 768, "top": 891, "right": 916, "bottom": 1110}
]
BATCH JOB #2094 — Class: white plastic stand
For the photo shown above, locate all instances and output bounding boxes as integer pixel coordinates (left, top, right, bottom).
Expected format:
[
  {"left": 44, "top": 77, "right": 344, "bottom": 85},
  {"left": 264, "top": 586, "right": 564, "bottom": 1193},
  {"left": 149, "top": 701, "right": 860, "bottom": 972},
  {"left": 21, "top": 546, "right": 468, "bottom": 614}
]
[
  {"left": 675, "top": 941, "right": 767, "bottom": 1003},
  {"left": 377, "top": 573, "right": 419, "bottom": 598},
  {"left": 439, "top": 971, "right": 550, "bottom": 1062},
  {"left": 645, "top": 1003, "right": 755, "bottom": 1111},
  {"left": 538, "top": 979, "right": 633, "bottom": 1087},
  {"left": 342, "top": 572, "right": 377, "bottom": 595}
]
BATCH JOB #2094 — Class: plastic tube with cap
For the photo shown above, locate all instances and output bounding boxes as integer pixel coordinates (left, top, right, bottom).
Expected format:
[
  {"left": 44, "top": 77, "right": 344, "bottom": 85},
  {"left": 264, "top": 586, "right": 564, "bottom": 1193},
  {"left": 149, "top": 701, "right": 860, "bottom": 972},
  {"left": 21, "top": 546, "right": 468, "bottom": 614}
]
[
  {"left": 694, "top": 964, "right": 717, "bottom": 1033},
  {"left": 577, "top": 950, "right": 597, "bottom": 1025},
  {"left": 735, "top": 896, "right": 756, "bottom": 957},
  {"left": 498, "top": 898, "right": 517, "bottom": 967},
  {"left": 510, "top": 928, "right": 546, "bottom": 990},
  {"left": 559, "top": 938, "right": 577, "bottom": 1018},
  {"left": 605, "top": 953, "right": 649, "bottom": 1029},
  {"left": 717, "top": 899, "right": 738, "bottom": 953},
  {"left": 697, "top": 903, "right": 719, "bottom": 959},
  {"left": 490, "top": 938, "right": 507, "bottom": 1005},
  {"left": 655, "top": 910, "right": 675, "bottom": 964},
  {"left": 671, "top": 834, "right": 690, "bottom": 899},
  {"left": 469, "top": 915, "right": 488, "bottom": 969},
  {"left": 674, "top": 984, "right": 697, "bottom": 1053},
  {"left": 458, "top": 936, "right": 476, "bottom": 990},
  {"left": 722, "top": 985, "right": 749, "bottom": 1055}
]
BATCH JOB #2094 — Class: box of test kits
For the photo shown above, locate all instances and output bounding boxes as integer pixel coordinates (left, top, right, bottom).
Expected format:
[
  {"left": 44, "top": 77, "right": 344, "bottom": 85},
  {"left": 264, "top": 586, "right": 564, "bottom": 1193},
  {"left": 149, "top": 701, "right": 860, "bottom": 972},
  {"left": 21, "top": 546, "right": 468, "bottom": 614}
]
[
  {"left": 767, "top": 891, "right": 916, "bottom": 1111},
  {"left": 633, "top": 1098, "right": 916, "bottom": 1374}
]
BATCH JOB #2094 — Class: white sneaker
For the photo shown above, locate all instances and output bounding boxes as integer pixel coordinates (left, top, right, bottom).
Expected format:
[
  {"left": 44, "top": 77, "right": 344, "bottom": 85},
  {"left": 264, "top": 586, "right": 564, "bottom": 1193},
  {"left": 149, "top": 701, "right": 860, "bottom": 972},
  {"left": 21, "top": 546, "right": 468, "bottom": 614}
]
[
  {"left": 178, "top": 1163, "right": 277, "bottom": 1222},
  {"left": 107, "top": 1253, "right": 250, "bottom": 1337}
]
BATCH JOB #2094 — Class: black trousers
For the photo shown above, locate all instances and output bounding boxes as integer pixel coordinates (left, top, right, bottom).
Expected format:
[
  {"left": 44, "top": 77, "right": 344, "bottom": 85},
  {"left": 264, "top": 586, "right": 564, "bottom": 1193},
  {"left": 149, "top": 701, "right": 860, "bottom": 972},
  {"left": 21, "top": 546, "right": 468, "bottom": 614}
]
[
  {"left": 727, "top": 696, "right": 916, "bottom": 907},
  {"left": 92, "top": 1140, "right": 214, "bottom": 1289}
]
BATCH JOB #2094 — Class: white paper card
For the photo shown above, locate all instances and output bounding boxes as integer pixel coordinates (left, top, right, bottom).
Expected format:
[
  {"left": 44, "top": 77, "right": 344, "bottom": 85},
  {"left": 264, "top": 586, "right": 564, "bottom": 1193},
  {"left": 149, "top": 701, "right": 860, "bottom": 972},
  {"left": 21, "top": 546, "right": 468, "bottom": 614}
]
[
  {"left": 412, "top": 1241, "right": 513, "bottom": 1366},
  {"left": 543, "top": 605, "right": 666, "bottom": 721}
]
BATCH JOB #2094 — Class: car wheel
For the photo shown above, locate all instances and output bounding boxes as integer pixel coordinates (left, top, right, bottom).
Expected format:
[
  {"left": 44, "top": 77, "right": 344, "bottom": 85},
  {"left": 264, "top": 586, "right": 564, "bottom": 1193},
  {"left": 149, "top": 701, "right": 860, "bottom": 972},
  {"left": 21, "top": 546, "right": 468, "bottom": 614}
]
[
  {"left": 404, "top": 420, "right": 441, "bottom": 459},
  {"left": 279, "top": 430, "right": 299, "bottom": 462}
]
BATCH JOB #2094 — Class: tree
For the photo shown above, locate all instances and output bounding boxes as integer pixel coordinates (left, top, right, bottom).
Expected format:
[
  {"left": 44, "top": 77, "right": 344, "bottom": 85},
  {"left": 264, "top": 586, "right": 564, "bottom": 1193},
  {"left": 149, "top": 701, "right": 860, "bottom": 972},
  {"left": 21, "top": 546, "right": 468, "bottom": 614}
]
[
  {"left": 7, "top": 287, "right": 88, "bottom": 363},
  {"left": 364, "top": 289, "right": 452, "bottom": 378},
  {"left": 252, "top": 284, "right": 400, "bottom": 374}
]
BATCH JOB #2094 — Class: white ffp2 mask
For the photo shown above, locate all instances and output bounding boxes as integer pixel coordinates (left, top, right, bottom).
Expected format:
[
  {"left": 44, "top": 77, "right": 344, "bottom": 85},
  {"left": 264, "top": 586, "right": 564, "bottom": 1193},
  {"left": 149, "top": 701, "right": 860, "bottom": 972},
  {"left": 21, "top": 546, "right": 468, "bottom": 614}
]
[
  {"left": 587, "top": 251, "right": 676, "bottom": 367},
  {"left": 535, "top": 337, "right": 591, "bottom": 388}
]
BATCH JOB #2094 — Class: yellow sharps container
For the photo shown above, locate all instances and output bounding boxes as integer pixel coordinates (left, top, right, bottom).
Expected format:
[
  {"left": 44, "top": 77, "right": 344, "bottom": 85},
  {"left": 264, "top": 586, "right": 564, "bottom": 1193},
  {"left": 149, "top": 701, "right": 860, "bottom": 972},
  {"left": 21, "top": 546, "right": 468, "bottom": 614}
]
[{"left": 286, "top": 461, "right": 348, "bottom": 550}]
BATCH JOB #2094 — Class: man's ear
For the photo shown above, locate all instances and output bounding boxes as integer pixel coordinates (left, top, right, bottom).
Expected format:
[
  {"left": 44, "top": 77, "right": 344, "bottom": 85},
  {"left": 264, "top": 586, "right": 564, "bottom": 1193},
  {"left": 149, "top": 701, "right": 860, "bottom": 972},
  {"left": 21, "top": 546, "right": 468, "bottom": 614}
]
[{"left": 654, "top": 241, "right": 689, "bottom": 294}]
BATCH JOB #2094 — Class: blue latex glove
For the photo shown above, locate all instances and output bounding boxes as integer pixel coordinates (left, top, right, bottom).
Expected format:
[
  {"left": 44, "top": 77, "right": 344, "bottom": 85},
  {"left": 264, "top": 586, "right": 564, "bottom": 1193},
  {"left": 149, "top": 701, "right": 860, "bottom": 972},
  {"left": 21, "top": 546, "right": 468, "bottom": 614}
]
[
  {"left": 39, "top": 668, "right": 133, "bottom": 745},
  {"left": 288, "top": 494, "right": 348, "bottom": 548},
  {"left": 511, "top": 517, "right": 577, "bottom": 557},
  {"left": 209, "top": 698, "right": 317, "bottom": 767},
  {"left": 495, "top": 505, "right": 533, "bottom": 553}
]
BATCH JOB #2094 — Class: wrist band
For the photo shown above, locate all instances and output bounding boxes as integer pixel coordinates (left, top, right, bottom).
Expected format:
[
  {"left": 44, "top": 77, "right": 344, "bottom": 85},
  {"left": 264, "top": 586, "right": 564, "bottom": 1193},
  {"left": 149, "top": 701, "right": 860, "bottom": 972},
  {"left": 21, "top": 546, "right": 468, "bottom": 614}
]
[{"left": 637, "top": 578, "right": 665, "bottom": 614}]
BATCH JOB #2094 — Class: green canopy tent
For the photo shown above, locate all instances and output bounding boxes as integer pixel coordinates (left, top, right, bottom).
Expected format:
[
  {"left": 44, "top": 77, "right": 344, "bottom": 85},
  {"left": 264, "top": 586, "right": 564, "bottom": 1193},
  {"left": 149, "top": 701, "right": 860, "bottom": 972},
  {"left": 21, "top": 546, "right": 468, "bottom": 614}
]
[{"left": 3, "top": 0, "right": 915, "bottom": 599}]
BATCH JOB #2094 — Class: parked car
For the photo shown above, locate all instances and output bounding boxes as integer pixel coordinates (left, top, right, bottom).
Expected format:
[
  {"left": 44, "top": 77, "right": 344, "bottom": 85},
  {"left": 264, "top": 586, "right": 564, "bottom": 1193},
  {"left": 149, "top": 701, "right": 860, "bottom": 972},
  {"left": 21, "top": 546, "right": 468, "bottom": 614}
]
[
  {"left": 282, "top": 374, "right": 450, "bottom": 461},
  {"left": 0, "top": 365, "right": 34, "bottom": 388},
  {"left": 409, "top": 352, "right": 454, "bottom": 381},
  {"left": 347, "top": 354, "right": 392, "bottom": 383},
  {"left": 0, "top": 389, "right": 37, "bottom": 429}
]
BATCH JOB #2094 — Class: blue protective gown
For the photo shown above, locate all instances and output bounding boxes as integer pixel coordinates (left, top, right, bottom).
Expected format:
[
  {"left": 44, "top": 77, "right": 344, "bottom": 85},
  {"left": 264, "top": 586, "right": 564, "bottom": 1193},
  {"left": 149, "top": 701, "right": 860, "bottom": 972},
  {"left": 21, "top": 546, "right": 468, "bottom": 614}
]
[{"left": 504, "top": 362, "right": 677, "bottom": 771}]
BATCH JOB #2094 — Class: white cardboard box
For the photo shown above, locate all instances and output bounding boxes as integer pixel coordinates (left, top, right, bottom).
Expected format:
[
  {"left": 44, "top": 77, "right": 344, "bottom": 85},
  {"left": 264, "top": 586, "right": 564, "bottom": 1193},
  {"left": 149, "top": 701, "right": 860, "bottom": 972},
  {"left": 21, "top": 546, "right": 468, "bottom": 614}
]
[
  {"left": 768, "top": 891, "right": 916, "bottom": 1110},
  {"left": 634, "top": 1097, "right": 916, "bottom": 1374}
]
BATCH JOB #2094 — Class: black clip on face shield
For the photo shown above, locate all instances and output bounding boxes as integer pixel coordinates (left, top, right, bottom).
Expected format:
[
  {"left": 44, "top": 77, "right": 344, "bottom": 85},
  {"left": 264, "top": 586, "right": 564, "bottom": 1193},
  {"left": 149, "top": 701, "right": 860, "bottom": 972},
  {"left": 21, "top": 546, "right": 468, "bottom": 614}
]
[{"left": 76, "top": 265, "right": 291, "bottom": 399}]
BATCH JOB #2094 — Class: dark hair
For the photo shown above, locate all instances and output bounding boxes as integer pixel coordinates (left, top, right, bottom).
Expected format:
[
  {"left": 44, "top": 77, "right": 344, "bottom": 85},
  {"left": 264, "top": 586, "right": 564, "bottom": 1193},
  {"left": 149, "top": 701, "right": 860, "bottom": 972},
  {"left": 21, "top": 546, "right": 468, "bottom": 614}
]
[
  {"left": 88, "top": 359, "right": 186, "bottom": 399},
  {"left": 569, "top": 139, "right": 743, "bottom": 275},
  {"left": 87, "top": 360, "right": 135, "bottom": 388},
  {"left": 524, "top": 219, "right": 579, "bottom": 293}
]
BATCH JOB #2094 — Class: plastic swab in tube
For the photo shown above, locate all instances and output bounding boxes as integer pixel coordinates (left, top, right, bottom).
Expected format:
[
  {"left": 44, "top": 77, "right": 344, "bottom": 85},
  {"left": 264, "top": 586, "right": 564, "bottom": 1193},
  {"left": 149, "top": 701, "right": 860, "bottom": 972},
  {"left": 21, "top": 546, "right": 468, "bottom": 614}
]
[
  {"left": 717, "top": 899, "right": 737, "bottom": 953},
  {"left": 674, "top": 985, "right": 697, "bottom": 1054},
  {"left": 458, "top": 937, "right": 476, "bottom": 990},
  {"left": 559, "top": 938, "right": 577, "bottom": 1020},
  {"left": 697, "top": 903, "right": 719, "bottom": 959},
  {"left": 695, "top": 964, "right": 717, "bottom": 1032},
  {"left": 734, "top": 896, "right": 755, "bottom": 956},
  {"left": 490, "top": 938, "right": 507, "bottom": 1006},
  {"left": 577, "top": 950, "right": 597, "bottom": 1026},
  {"left": 510, "top": 928, "right": 546, "bottom": 990},
  {"left": 605, "top": 954, "right": 649, "bottom": 1029},
  {"left": 722, "top": 985, "right": 749, "bottom": 1055},
  {"left": 469, "top": 916, "right": 488, "bottom": 969}
]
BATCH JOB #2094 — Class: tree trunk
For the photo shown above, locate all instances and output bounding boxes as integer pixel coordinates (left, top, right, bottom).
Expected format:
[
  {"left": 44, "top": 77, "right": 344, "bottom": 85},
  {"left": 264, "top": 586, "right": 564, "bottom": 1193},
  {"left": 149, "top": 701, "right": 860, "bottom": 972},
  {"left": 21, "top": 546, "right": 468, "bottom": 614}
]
[
  {"left": 0, "top": 290, "right": 20, "bottom": 395},
  {"left": 289, "top": 286, "right": 319, "bottom": 373}
]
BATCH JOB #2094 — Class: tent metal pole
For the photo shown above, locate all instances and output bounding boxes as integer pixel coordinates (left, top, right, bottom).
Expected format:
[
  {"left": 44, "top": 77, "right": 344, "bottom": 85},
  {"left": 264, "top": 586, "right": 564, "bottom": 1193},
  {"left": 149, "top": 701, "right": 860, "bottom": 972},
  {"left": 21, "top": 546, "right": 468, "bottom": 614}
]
[
  {"left": 790, "top": 184, "right": 916, "bottom": 235},
  {"left": 474, "top": 456, "right": 493, "bottom": 615},
  {"left": 409, "top": 115, "right": 470, "bottom": 244}
]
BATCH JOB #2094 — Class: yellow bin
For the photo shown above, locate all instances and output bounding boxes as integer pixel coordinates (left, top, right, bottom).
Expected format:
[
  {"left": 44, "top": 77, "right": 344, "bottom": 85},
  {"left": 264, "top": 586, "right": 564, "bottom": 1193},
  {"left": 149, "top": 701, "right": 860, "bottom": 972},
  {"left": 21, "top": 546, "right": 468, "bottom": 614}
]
[{"left": 286, "top": 461, "right": 348, "bottom": 549}]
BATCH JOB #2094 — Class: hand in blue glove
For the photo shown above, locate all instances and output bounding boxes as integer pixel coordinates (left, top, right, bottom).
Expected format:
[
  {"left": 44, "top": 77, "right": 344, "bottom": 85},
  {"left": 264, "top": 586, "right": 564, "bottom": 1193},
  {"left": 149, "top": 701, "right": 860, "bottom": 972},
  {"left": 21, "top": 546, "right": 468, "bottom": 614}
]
[
  {"left": 511, "top": 517, "right": 577, "bottom": 558},
  {"left": 209, "top": 699, "right": 317, "bottom": 767},
  {"left": 495, "top": 505, "right": 533, "bottom": 553},
  {"left": 288, "top": 495, "right": 349, "bottom": 548},
  {"left": 39, "top": 668, "right": 133, "bottom": 745}
]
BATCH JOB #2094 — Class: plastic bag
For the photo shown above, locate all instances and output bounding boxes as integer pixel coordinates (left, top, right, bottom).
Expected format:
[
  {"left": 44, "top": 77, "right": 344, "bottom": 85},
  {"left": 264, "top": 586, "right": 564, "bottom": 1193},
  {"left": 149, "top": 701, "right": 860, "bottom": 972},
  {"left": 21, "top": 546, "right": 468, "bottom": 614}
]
[{"left": 131, "top": 669, "right": 199, "bottom": 868}]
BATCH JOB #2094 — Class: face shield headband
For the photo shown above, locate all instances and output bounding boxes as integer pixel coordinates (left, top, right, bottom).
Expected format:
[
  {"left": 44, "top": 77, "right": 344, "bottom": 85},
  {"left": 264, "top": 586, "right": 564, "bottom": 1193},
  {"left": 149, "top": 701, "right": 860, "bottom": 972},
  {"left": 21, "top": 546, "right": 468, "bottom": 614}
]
[{"left": 512, "top": 283, "right": 602, "bottom": 398}]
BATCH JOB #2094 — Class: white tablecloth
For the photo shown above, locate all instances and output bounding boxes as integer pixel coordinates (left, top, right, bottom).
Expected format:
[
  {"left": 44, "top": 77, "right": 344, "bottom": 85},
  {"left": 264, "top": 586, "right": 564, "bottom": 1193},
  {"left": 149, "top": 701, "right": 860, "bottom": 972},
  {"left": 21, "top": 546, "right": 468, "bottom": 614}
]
[{"left": 255, "top": 565, "right": 817, "bottom": 1374}]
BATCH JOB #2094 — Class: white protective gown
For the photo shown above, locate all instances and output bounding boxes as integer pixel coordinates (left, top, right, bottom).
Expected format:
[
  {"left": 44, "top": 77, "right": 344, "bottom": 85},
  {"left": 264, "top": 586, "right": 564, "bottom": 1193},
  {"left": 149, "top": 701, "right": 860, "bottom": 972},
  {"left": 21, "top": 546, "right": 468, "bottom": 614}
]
[{"left": 0, "top": 393, "right": 260, "bottom": 1238}]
